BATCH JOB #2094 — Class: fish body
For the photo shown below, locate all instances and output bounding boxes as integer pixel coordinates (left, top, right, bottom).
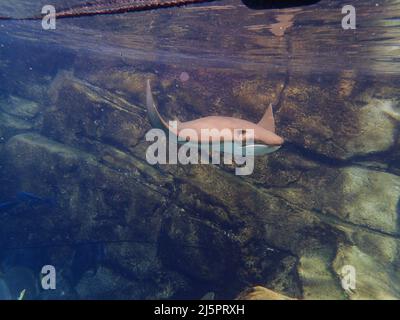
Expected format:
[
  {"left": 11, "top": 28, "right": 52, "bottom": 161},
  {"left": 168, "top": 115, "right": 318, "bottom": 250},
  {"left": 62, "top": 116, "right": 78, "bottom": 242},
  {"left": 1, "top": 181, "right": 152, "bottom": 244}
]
[{"left": 146, "top": 79, "right": 283, "bottom": 156}]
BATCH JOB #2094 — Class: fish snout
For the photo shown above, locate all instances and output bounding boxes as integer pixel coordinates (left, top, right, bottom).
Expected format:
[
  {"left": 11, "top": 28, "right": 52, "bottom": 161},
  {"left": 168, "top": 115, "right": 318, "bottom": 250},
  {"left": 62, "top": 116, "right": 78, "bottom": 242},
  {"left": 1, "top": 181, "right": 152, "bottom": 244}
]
[
  {"left": 265, "top": 134, "right": 284, "bottom": 146},
  {"left": 275, "top": 135, "right": 285, "bottom": 146},
  {"left": 254, "top": 131, "right": 284, "bottom": 146}
]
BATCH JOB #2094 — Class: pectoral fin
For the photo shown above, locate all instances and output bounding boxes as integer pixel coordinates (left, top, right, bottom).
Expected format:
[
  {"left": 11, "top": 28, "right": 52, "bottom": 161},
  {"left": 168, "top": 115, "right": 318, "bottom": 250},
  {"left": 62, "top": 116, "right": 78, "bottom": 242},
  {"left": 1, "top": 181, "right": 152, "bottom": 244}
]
[{"left": 258, "top": 103, "right": 275, "bottom": 132}]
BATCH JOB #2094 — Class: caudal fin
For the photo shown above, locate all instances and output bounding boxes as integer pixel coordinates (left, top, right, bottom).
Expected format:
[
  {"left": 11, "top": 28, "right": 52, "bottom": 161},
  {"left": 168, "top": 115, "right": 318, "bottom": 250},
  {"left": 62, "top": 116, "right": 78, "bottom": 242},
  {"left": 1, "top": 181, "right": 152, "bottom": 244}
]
[
  {"left": 146, "top": 80, "right": 171, "bottom": 133},
  {"left": 258, "top": 103, "right": 275, "bottom": 133}
]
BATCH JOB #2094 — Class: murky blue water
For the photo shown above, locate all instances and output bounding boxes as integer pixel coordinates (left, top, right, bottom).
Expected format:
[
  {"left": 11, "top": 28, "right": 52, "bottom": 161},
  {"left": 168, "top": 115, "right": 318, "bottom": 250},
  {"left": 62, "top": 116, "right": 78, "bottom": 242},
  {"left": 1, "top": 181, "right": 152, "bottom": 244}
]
[{"left": 0, "top": 0, "right": 399, "bottom": 300}]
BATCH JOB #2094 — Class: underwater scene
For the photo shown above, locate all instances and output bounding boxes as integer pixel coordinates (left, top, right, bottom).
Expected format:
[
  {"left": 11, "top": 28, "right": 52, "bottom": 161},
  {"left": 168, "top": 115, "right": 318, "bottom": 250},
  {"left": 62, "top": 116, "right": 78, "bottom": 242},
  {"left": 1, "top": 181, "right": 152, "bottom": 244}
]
[{"left": 0, "top": 0, "right": 399, "bottom": 300}]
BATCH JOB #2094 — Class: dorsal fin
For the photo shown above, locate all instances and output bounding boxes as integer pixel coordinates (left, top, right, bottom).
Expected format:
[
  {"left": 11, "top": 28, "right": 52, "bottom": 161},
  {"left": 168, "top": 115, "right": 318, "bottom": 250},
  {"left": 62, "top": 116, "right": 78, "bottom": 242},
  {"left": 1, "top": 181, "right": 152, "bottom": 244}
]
[{"left": 258, "top": 103, "right": 275, "bottom": 132}]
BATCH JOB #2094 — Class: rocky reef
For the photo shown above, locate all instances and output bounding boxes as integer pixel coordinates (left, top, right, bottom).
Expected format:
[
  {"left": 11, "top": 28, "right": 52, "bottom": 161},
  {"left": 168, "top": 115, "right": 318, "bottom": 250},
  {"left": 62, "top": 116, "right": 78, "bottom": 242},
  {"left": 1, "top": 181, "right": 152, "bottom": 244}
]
[
  {"left": 0, "top": 1, "right": 399, "bottom": 300},
  {"left": 0, "top": 52, "right": 399, "bottom": 299}
]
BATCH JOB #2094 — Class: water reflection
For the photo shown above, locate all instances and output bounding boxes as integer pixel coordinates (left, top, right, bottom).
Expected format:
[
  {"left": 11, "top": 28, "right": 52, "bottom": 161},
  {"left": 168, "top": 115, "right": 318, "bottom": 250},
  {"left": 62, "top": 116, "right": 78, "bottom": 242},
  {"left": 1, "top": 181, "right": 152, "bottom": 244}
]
[{"left": 0, "top": 0, "right": 398, "bottom": 75}]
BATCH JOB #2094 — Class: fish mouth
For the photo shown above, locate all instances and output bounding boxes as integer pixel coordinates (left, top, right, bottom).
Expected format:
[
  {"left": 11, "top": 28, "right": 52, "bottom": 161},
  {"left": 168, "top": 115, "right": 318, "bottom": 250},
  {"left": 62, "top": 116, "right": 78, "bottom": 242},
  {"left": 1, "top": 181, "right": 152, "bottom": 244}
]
[{"left": 255, "top": 144, "right": 282, "bottom": 155}]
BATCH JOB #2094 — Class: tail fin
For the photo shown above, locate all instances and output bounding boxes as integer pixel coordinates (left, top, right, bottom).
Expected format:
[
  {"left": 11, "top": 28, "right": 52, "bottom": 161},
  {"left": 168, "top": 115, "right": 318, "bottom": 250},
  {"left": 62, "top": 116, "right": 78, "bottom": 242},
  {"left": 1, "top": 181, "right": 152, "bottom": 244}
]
[{"left": 146, "top": 80, "right": 171, "bottom": 133}]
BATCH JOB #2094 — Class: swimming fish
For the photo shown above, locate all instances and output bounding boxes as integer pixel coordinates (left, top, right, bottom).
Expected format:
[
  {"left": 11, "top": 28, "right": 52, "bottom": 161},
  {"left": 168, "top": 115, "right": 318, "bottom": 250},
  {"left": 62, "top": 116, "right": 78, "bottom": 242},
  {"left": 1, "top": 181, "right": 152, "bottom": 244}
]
[{"left": 146, "top": 80, "right": 284, "bottom": 156}]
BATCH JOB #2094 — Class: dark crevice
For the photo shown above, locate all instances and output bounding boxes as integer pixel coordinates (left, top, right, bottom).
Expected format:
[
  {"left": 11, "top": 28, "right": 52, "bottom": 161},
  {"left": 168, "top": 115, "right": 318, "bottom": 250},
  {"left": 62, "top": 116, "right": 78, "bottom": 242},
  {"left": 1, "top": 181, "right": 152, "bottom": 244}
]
[
  {"left": 313, "top": 206, "right": 400, "bottom": 240},
  {"left": 283, "top": 140, "right": 400, "bottom": 176},
  {"left": 268, "top": 190, "right": 400, "bottom": 241}
]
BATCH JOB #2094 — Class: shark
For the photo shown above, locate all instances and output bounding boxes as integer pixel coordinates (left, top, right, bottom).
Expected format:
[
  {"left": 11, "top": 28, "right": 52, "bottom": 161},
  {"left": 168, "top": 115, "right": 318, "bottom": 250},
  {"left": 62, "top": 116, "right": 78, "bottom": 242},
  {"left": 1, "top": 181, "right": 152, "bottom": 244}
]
[{"left": 146, "top": 80, "right": 284, "bottom": 156}]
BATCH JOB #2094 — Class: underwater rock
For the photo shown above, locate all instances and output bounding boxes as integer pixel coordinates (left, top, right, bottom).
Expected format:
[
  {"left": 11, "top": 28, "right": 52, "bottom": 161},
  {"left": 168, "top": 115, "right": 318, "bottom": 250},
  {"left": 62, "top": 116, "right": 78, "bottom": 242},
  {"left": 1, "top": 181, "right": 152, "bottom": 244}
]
[
  {"left": 200, "top": 291, "right": 215, "bottom": 300},
  {"left": 84, "top": 68, "right": 158, "bottom": 105},
  {"left": 158, "top": 165, "right": 334, "bottom": 298},
  {"left": 75, "top": 265, "right": 189, "bottom": 299},
  {"left": 158, "top": 204, "right": 241, "bottom": 284},
  {"left": 345, "top": 97, "right": 400, "bottom": 156},
  {"left": 265, "top": 162, "right": 400, "bottom": 236},
  {"left": 0, "top": 112, "right": 34, "bottom": 132},
  {"left": 245, "top": 147, "right": 400, "bottom": 235},
  {"left": 337, "top": 167, "right": 400, "bottom": 234},
  {"left": 40, "top": 269, "right": 78, "bottom": 300},
  {"left": 298, "top": 247, "right": 345, "bottom": 299},
  {"left": 279, "top": 78, "right": 400, "bottom": 160},
  {"left": 0, "top": 96, "right": 39, "bottom": 119},
  {"left": 0, "top": 0, "right": 398, "bottom": 301},
  {"left": 0, "top": 95, "right": 40, "bottom": 141},
  {"left": 2, "top": 266, "right": 39, "bottom": 300},
  {"left": 0, "top": 131, "right": 304, "bottom": 299},
  {"left": 332, "top": 239, "right": 400, "bottom": 300},
  {"left": 0, "top": 279, "right": 11, "bottom": 300},
  {"left": 236, "top": 286, "right": 296, "bottom": 300},
  {"left": 239, "top": 149, "right": 400, "bottom": 298},
  {"left": 0, "top": 132, "right": 202, "bottom": 299},
  {"left": 76, "top": 266, "right": 137, "bottom": 299},
  {"left": 164, "top": 162, "right": 400, "bottom": 299},
  {"left": 42, "top": 72, "right": 148, "bottom": 153},
  {"left": 105, "top": 242, "right": 161, "bottom": 279},
  {"left": 0, "top": 65, "right": 399, "bottom": 300}
]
